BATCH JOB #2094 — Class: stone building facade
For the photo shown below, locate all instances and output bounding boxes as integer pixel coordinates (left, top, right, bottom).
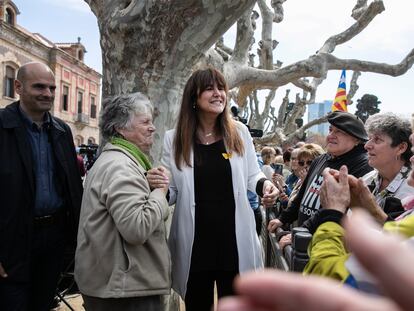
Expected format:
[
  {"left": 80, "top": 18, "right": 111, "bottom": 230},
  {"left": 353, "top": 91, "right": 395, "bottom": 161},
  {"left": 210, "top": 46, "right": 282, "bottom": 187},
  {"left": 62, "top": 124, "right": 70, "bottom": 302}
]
[{"left": 0, "top": 0, "right": 101, "bottom": 146}]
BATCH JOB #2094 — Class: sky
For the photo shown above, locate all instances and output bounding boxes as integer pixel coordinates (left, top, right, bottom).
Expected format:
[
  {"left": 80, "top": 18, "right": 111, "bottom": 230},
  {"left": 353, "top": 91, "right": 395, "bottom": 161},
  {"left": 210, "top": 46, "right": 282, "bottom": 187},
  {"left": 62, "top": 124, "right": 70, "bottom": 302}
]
[{"left": 12, "top": 0, "right": 413, "bottom": 119}]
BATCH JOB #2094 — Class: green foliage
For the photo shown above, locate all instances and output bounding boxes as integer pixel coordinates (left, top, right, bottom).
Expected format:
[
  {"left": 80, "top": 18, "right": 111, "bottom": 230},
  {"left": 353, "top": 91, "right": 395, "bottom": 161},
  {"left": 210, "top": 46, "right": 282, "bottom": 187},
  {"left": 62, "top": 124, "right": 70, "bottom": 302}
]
[{"left": 355, "top": 94, "right": 381, "bottom": 123}]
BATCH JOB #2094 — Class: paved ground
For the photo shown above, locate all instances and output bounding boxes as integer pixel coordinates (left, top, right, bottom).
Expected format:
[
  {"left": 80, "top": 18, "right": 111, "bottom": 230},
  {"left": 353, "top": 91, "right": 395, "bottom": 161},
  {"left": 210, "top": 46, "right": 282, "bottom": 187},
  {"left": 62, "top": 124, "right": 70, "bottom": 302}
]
[{"left": 54, "top": 294, "right": 84, "bottom": 311}]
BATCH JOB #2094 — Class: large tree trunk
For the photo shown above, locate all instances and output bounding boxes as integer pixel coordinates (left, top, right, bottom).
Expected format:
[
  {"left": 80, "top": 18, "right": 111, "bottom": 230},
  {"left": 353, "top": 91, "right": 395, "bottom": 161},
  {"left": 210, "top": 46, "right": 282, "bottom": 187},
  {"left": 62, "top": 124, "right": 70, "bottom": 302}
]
[
  {"left": 85, "top": 0, "right": 256, "bottom": 161},
  {"left": 86, "top": 0, "right": 414, "bottom": 154}
]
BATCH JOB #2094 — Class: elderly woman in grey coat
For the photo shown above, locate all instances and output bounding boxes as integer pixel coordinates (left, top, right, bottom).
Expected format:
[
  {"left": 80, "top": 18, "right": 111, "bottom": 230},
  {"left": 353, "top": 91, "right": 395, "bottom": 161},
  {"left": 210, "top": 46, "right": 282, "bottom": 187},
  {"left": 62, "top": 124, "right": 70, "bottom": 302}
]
[{"left": 75, "top": 93, "right": 171, "bottom": 311}]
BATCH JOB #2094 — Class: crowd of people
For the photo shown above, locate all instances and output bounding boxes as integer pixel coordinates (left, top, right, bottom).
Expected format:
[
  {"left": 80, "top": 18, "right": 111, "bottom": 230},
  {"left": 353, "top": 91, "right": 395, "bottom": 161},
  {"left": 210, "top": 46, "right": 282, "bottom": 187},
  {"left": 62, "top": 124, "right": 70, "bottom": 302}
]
[{"left": 0, "top": 62, "right": 413, "bottom": 311}]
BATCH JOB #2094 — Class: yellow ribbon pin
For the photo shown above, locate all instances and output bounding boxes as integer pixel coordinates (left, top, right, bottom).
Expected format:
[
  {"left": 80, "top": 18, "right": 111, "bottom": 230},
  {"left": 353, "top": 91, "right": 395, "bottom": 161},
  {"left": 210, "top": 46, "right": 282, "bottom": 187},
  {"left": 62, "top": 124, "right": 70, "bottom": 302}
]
[{"left": 222, "top": 153, "right": 232, "bottom": 159}]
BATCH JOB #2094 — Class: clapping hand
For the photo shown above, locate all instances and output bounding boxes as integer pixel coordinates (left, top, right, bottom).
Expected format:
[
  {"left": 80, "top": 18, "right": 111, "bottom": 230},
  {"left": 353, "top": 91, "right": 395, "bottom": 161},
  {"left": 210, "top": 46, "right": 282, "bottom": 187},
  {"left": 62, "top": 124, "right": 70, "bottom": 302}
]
[
  {"left": 320, "top": 165, "right": 350, "bottom": 214},
  {"left": 348, "top": 175, "right": 387, "bottom": 223},
  {"left": 217, "top": 210, "right": 414, "bottom": 311},
  {"left": 327, "top": 168, "right": 387, "bottom": 223}
]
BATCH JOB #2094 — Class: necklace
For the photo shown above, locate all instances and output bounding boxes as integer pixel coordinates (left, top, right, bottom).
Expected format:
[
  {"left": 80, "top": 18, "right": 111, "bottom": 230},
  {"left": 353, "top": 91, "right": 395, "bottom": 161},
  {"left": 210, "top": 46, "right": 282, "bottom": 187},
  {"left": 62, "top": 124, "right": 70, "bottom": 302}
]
[{"left": 198, "top": 131, "right": 215, "bottom": 145}]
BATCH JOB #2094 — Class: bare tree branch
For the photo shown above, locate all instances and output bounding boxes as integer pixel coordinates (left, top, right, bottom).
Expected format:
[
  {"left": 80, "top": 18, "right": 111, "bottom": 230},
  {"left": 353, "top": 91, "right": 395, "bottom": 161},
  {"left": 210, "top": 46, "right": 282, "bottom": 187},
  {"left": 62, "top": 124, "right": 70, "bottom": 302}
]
[
  {"left": 271, "top": 0, "right": 287, "bottom": 23},
  {"left": 291, "top": 79, "right": 314, "bottom": 93},
  {"left": 257, "top": 0, "right": 274, "bottom": 69},
  {"left": 351, "top": 0, "right": 368, "bottom": 20},
  {"left": 286, "top": 114, "right": 329, "bottom": 142},
  {"left": 255, "top": 89, "right": 276, "bottom": 129},
  {"left": 284, "top": 93, "right": 305, "bottom": 133},
  {"left": 292, "top": 0, "right": 383, "bottom": 110},
  {"left": 231, "top": 9, "right": 255, "bottom": 64},
  {"left": 348, "top": 71, "right": 361, "bottom": 105},
  {"left": 216, "top": 37, "right": 233, "bottom": 56},
  {"left": 247, "top": 94, "right": 255, "bottom": 126},
  {"left": 255, "top": 127, "right": 286, "bottom": 146},
  {"left": 227, "top": 49, "right": 414, "bottom": 89},
  {"left": 277, "top": 89, "right": 290, "bottom": 127},
  {"left": 319, "top": 0, "right": 384, "bottom": 54}
]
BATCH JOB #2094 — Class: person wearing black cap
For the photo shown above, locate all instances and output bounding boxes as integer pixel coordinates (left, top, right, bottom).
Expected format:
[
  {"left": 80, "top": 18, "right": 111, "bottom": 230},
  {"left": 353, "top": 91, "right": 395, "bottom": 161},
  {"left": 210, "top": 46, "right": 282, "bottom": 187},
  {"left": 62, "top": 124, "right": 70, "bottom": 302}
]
[{"left": 268, "top": 111, "right": 373, "bottom": 232}]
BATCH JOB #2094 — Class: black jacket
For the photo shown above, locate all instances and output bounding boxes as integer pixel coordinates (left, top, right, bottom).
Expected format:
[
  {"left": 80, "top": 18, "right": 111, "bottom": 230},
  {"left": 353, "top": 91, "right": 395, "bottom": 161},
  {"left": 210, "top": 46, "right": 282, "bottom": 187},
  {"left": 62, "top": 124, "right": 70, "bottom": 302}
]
[
  {"left": 0, "top": 101, "right": 83, "bottom": 281},
  {"left": 279, "top": 144, "right": 372, "bottom": 229}
]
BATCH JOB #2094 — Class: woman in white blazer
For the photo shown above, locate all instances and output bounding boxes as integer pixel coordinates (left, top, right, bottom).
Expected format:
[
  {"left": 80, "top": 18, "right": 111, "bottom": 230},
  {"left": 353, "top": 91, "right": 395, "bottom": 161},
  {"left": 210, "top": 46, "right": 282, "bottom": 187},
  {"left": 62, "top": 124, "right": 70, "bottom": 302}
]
[{"left": 160, "top": 68, "right": 278, "bottom": 311}]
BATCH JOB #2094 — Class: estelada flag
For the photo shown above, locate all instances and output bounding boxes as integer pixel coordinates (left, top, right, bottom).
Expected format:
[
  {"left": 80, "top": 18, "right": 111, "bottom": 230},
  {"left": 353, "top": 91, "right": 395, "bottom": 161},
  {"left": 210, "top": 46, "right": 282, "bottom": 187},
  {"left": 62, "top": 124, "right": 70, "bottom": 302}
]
[{"left": 332, "top": 69, "right": 347, "bottom": 112}]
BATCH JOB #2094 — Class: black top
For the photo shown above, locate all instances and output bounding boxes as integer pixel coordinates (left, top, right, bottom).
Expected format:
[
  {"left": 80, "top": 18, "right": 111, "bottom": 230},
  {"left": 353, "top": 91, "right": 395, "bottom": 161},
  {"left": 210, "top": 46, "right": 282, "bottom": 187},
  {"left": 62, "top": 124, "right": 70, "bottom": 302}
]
[{"left": 190, "top": 139, "right": 239, "bottom": 272}]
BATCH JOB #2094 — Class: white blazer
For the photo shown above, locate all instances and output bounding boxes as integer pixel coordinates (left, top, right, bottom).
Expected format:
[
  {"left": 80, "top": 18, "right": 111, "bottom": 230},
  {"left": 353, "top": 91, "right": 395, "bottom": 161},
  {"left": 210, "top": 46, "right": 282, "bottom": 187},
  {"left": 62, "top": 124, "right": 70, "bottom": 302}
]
[{"left": 161, "top": 123, "right": 265, "bottom": 298}]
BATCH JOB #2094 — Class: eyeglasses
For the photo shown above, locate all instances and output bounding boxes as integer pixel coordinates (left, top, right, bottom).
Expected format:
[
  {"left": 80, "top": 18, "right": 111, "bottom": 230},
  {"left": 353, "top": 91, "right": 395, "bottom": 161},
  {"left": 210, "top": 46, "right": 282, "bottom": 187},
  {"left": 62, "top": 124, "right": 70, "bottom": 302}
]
[{"left": 298, "top": 160, "right": 313, "bottom": 167}]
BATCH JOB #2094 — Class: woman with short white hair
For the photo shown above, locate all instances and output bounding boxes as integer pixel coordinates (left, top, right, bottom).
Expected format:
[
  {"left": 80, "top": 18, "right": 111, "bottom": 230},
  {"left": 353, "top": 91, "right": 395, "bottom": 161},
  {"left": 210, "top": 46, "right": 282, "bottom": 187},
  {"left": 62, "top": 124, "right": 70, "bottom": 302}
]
[
  {"left": 75, "top": 93, "right": 171, "bottom": 311},
  {"left": 362, "top": 112, "right": 413, "bottom": 219}
]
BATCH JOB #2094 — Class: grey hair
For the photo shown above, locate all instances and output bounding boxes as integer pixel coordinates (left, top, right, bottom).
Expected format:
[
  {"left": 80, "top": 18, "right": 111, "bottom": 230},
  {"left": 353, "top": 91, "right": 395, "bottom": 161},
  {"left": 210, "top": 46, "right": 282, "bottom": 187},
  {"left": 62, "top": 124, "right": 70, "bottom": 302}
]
[
  {"left": 99, "top": 92, "right": 153, "bottom": 140},
  {"left": 365, "top": 112, "right": 412, "bottom": 165}
]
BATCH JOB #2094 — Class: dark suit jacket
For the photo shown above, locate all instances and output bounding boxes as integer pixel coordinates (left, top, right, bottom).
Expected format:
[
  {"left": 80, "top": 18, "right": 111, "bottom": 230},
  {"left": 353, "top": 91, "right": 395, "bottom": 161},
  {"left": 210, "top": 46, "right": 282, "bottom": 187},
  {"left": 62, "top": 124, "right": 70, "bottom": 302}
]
[{"left": 0, "top": 101, "right": 83, "bottom": 281}]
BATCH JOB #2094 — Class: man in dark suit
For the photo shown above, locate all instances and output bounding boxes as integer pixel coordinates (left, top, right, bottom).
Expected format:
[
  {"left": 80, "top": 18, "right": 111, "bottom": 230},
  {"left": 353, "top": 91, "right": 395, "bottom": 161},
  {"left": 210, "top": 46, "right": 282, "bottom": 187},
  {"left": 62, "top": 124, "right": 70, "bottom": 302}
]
[{"left": 0, "top": 62, "right": 83, "bottom": 310}]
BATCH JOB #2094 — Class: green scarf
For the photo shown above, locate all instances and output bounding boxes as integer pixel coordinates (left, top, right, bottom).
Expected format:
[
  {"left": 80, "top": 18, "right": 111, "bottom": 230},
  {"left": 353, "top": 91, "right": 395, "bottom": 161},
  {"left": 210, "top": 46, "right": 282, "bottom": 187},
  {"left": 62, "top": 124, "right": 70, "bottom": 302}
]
[{"left": 110, "top": 137, "right": 152, "bottom": 171}]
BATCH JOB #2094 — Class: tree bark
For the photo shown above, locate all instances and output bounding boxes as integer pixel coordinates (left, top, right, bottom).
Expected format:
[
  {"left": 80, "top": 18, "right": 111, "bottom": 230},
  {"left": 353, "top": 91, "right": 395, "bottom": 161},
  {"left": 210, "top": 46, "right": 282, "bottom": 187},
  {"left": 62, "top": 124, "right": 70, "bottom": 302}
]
[
  {"left": 86, "top": 0, "right": 414, "bottom": 155},
  {"left": 85, "top": 0, "right": 256, "bottom": 160}
]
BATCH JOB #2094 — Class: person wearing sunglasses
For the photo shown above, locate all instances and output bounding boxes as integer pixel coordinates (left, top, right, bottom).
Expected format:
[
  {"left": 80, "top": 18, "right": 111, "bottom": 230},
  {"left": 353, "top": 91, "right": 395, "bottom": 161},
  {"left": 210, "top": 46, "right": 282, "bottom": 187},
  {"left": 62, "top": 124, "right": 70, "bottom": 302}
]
[
  {"left": 298, "top": 159, "right": 313, "bottom": 167},
  {"left": 270, "top": 144, "right": 325, "bottom": 248}
]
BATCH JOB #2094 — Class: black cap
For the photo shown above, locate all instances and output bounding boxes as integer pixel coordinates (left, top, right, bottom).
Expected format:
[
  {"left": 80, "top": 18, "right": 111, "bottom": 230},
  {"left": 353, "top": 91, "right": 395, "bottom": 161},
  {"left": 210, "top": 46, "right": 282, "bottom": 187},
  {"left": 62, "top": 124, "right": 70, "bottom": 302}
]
[{"left": 327, "top": 111, "right": 368, "bottom": 141}]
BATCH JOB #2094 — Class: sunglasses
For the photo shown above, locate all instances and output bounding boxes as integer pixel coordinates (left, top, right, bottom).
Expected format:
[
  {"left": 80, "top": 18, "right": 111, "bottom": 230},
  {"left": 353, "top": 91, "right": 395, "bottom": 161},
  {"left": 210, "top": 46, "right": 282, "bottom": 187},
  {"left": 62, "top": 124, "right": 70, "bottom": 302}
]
[{"left": 298, "top": 160, "right": 313, "bottom": 167}]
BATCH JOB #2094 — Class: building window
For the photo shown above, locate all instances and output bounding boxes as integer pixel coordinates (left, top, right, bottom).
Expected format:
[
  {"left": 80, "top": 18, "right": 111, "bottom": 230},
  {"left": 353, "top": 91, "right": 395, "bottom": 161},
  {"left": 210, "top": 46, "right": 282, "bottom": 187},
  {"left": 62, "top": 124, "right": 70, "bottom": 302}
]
[
  {"left": 62, "top": 85, "right": 69, "bottom": 111},
  {"left": 4, "top": 65, "right": 16, "bottom": 98},
  {"left": 90, "top": 96, "right": 96, "bottom": 119},
  {"left": 77, "top": 91, "right": 83, "bottom": 114},
  {"left": 75, "top": 135, "right": 83, "bottom": 146},
  {"left": 78, "top": 50, "right": 84, "bottom": 61},
  {"left": 5, "top": 8, "right": 14, "bottom": 25}
]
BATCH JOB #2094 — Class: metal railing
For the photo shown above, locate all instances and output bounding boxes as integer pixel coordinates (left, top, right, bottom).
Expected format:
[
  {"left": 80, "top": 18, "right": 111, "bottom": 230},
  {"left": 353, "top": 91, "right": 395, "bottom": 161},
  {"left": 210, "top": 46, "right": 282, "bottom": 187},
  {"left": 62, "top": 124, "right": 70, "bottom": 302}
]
[{"left": 262, "top": 203, "right": 312, "bottom": 272}]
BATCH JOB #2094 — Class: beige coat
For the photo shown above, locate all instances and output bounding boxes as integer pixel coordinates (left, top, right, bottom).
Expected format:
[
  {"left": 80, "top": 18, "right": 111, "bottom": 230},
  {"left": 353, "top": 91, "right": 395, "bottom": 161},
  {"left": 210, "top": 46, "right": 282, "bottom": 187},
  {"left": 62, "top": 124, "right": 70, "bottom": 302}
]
[{"left": 75, "top": 143, "right": 171, "bottom": 298}]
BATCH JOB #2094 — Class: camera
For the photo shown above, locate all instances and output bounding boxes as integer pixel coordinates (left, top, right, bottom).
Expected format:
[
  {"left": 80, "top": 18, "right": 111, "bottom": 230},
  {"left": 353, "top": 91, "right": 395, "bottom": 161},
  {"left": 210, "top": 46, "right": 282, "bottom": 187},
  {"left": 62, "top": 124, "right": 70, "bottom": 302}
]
[
  {"left": 79, "top": 143, "right": 98, "bottom": 156},
  {"left": 230, "top": 106, "right": 263, "bottom": 138}
]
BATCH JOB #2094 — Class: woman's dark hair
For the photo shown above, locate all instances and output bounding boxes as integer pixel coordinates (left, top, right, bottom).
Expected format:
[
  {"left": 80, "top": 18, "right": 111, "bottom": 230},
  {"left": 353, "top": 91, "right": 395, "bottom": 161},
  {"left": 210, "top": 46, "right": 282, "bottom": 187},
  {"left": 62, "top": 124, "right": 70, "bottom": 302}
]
[{"left": 174, "top": 68, "right": 244, "bottom": 169}]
